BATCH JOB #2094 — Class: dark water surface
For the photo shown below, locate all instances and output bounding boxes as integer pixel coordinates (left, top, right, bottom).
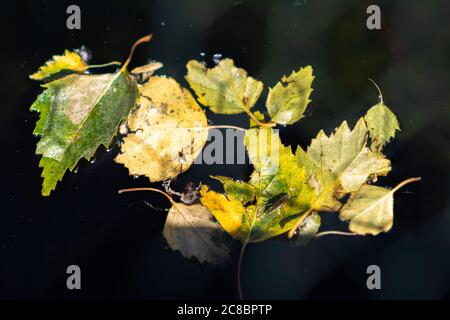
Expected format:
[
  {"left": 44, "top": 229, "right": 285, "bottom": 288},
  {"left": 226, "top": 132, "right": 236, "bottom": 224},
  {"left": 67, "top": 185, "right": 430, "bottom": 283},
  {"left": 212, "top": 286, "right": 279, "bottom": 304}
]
[{"left": 0, "top": 0, "right": 449, "bottom": 299}]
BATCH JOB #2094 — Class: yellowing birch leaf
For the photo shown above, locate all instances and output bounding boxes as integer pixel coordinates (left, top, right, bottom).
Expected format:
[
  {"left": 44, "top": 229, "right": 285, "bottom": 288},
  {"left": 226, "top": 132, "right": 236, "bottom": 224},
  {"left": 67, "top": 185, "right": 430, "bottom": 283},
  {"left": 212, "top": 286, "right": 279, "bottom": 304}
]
[
  {"left": 163, "top": 201, "right": 230, "bottom": 265},
  {"left": 266, "top": 66, "right": 314, "bottom": 125},
  {"left": 211, "top": 176, "right": 255, "bottom": 204},
  {"left": 200, "top": 185, "right": 251, "bottom": 243},
  {"left": 297, "top": 118, "right": 391, "bottom": 211},
  {"left": 339, "top": 178, "right": 420, "bottom": 235},
  {"left": 364, "top": 101, "right": 400, "bottom": 151},
  {"left": 185, "top": 59, "right": 263, "bottom": 114},
  {"left": 115, "top": 76, "right": 208, "bottom": 181},
  {"left": 201, "top": 129, "right": 315, "bottom": 243},
  {"left": 30, "top": 50, "right": 88, "bottom": 81},
  {"left": 31, "top": 70, "right": 138, "bottom": 196}
]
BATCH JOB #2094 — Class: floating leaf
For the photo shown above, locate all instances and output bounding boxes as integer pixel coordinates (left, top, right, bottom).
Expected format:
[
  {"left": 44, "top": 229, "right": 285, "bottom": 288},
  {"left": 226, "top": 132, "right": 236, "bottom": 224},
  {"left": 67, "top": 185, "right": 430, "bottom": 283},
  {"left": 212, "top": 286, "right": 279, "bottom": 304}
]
[
  {"left": 185, "top": 58, "right": 263, "bottom": 114},
  {"left": 30, "top": 50, "right": 88, "bottom": 81},
  {"left": 339, "top": 178, "right": 420, "bottom": 235},
  {"left": 118, "top": 187, "right": 229, "bottom": 265},
  {"left": 266, "top": 66, "right": 314, "bottom": 125},
  {"left": 201, "top": 128, "right": 314, "bottom": 243},
  {"left": 31, "top": 35, "right": 153, "bottom": 195},
  {"left": 200, "top": 185, "right": 251, "bottom": 242},
  {"left": 115, "top": 76, "right": 208, "bottom": 181},
  {"left": 31, "top": 70, "right": 138, "bottom": 195},
  {"left": 212, "top": 176, "right": 255, "bottom": 204},
  {"left": 164, "top": 201, "right": 230, "bottom": 265},
  {"left": 364, "top": 101, "right": 400, "bottom": 151},
  {"left": 296, "top": 118, "right": 391, "bottom": 212}
]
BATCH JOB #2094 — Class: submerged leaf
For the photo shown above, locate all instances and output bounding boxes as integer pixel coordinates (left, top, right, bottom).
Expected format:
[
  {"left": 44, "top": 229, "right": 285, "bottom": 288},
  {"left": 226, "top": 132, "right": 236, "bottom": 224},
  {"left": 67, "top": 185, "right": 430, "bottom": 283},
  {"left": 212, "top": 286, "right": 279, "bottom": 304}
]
[
  {"left": 266, "top": 66, "right": 314, "bottom": 125},
  {"left": 295, "top": 212, "right": 321, "bottom": 246},
  {"left": 185, "top": 58, "right": 263, "bottom": 114},
  {"left": 31, "top": 70, "right": 138, "bottom": 195},
  {"left": 115, "top": 76, "right": 208, "bottom": 181},
  {"left": 30, "top": 50, "right": 88, "bottom": 81},
  {"left": 163, "top": 201, "right": 230, "bottom": 265},
  {"left": 364, "top": 101, "right": 400, "bottom": 151}
]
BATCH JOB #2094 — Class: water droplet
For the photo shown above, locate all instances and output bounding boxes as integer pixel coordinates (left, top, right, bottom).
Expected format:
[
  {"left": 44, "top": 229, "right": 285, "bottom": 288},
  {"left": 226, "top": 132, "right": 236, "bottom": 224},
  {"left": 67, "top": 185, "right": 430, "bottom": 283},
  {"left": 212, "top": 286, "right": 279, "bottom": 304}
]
[
  {"left": 212, "top": 53, "right": 222, "bottom": 65},
  {"left": 90, "top": 158, "right": 96, "bottom": 164},
  {"left": 293, "top": 0, "right": 306, "bottom": 6}
]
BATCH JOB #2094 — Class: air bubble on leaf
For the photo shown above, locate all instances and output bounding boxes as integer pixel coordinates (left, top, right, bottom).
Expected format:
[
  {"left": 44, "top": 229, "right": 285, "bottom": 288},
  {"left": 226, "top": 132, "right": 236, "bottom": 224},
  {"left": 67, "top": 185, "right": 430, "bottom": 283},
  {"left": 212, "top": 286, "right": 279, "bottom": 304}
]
[
  {"left": 200, "top": 52, "right": 205, "bottom": 57},
  {"left": 212, "top": 53, "right": 222, "bottom": 65},
  {"left": 75, "top": 45, "right": 92, "bottom": 63},
  {"left": 161, "top": 21, "right": 166, "bottom": 26}
]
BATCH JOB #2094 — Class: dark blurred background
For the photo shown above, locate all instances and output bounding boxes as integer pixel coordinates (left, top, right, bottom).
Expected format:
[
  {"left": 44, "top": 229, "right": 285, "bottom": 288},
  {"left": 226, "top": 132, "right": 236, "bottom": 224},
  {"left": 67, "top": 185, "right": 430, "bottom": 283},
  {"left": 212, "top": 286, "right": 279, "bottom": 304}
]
[{"left": 0, "top": 0, "right": 449, "bottom": 299}]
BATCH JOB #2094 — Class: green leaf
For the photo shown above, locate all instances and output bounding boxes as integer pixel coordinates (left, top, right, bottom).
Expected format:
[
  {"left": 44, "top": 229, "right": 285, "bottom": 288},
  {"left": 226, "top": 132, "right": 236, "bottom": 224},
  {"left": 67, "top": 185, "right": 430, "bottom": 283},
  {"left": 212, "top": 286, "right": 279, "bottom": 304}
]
[
  {"left": 296, "top": 118, "right": 391, "bottom": 211},
  {"left": 31, "top": 70, "right": 138, "bottom": 195},
  {"left": 201, "top": 128, "right": 315, "bottom": 243},
  {"left": 115, "top": 76, "right": 208, "bottom": 181},
  {"left": 266, "top": 66, "right": 314, "bottom": 125},
  {"left": 364, "top": 101, "right": 400, "bottom": 151},
  {"left": 185, "top": 58, "right": 263, "bottom": 114},
  {"left": 211, "top": 176, "right": 255, "bottom": 204},
  {"left": 163, "top": 201, "right": 230, "bottom": 265},
  {"left": 30, "top": 50, "right": 88, "bottom": 81}
]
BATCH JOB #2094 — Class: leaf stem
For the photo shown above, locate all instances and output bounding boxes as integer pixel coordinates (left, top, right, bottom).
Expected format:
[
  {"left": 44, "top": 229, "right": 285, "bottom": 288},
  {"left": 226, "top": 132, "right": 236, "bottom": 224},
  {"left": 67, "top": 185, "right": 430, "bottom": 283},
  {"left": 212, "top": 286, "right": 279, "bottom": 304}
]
[
  {"left": 121, "top": 34, "right": 153, "bottom": 72},
  {"left": 315, "top": 231, "right": 358, "bottom": 238},
  {"left": 205, "top": 125, "right": 246, "bottom": 132},
  {"left": 245, "top": 110, "right": 276, "bottom": 128},
  {"left": 237, "top": 215, "right": 257, "bottom": 300},
  {"left": 118, "top": 187, "right": 175, "bottom": 205},
  {"left": 368, "top": 78, "right": 384, "bottom": 105},
  {"left": 287, "top": 208, "right": 313, "bottom": 238},
  {"left": 237, "top": 240, "right": 248, "bottom": 301},
  {"left": 391, "top": 177, "right": 421, "bottom": 193},
  {"left": 87, "top": 61, "right": 121, "bottom": 69}
]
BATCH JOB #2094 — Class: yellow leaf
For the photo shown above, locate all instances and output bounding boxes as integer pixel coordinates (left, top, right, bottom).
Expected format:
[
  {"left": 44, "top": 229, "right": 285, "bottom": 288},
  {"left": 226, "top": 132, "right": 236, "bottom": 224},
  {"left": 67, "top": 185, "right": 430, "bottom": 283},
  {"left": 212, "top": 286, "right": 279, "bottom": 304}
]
[
  {"left": 297, "top": 118, "right": 391, "bottom": 211},
  {"left": 115, "top": 76, "right": 208, "bottom": 181},
  {"left": 30, "top": 50, "right": 88, "bottom": 81},
  {"left": 339, "top": 177, "right": 420, "bottom": 235},
  {"left": 200, "top": 185, "right": 250, "bottom": 242}
]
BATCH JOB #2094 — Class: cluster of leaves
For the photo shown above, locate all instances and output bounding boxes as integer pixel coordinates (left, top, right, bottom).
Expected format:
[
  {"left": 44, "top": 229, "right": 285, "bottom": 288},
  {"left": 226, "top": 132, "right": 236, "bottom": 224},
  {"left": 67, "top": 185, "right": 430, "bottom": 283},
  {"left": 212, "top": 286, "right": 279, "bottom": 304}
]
[{"left": 29, "top": 36, "right": 419, "bottom": 266}]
